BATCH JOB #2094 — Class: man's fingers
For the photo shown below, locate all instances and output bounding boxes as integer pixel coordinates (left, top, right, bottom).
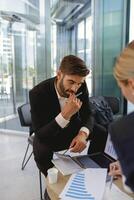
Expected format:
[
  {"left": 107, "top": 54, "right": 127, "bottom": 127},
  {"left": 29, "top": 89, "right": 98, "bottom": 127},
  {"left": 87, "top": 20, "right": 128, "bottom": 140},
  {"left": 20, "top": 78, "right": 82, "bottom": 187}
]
[
  {"left": 109, "top": 161, "right": 122, "bottom": 176},
  {"left": 71, "top": 142, "right": 86, "bottom": 152},
  {"left": 70, "top": 142, "right": 79, "bottom": 152},
  {"left": 109, "top": 169, "right": 120, "bottom": 176},
  {"left": 69, "top": 139, "right": 76, "bottom": 148},
  {"left": 78, "top": 145, "right": 86, "bottom": 153}
]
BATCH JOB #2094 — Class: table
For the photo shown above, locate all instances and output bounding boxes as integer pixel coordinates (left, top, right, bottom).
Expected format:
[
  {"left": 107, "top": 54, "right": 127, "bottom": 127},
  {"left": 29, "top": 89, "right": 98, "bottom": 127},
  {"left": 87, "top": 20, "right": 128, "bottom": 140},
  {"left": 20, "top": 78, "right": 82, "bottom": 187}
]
[
  {"left": 46, "top": 172, "right": 69, "bottom": 200},
  {"left": 46, "top": 172, "right": 134, "bottom": 200}
]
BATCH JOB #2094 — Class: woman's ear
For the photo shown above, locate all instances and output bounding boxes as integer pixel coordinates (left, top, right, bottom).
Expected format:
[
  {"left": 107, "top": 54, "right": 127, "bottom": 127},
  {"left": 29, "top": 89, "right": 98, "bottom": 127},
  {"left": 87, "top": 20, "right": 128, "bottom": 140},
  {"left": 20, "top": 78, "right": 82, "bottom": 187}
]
[{"left": 128, "top": 78, "right": 134, "bottom": 90}]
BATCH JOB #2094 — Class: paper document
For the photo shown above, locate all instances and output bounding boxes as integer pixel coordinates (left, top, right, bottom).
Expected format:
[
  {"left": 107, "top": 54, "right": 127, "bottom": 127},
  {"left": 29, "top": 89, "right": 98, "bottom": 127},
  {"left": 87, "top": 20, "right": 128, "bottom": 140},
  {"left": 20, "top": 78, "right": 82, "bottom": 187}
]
[
  {"left": 59, "top": 168, "right": 107, "bottom": 200},
  {"left": 103, "top": 183, "right": 133, "bottom": 200},
  {"left": 54, "top": 152, "right": 71, "bottom": 159},
  {"left": 54, "top": 144, "right": 90, "bottom": 159}
]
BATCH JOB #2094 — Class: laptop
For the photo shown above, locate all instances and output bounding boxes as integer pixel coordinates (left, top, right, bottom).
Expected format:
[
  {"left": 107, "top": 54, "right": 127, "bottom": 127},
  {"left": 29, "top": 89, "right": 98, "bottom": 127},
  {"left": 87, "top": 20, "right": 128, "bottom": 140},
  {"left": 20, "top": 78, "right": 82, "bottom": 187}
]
[
  {"left": 76, "top": 134, "right": 117, "bottom": 170},
  {"left": 52, "top": 134, "right": 117, "bottom": 176}
]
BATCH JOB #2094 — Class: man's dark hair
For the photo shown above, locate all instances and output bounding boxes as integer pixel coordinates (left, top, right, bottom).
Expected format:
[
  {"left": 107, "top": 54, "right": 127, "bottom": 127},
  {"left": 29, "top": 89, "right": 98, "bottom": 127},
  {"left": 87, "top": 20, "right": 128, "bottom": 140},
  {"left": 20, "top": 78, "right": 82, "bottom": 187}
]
[{"left": 59, "top": 55, "right": 89, "bottom": 76}]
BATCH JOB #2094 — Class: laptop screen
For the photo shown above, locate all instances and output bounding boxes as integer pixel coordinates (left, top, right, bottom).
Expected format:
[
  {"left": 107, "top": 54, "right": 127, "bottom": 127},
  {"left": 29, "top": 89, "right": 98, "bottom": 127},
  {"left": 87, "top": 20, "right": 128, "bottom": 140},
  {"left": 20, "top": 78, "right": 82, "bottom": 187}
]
[{"left": 104, "top": 134, "right": 117, "bottom": 160}]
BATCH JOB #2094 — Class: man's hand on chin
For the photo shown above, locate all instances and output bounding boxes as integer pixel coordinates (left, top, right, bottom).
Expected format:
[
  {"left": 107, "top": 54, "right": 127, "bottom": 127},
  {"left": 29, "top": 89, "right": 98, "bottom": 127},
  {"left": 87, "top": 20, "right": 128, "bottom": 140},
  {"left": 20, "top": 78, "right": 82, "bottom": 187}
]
[{"left": 69, "top": 131, "right": 88, "bottom": 153}]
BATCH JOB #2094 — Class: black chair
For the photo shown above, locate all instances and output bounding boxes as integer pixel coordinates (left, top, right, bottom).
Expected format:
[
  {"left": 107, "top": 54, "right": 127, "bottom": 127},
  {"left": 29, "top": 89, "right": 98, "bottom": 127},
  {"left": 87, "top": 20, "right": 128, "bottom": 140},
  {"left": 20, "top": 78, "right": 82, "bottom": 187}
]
[
  {"left": 88, "top": 96, "right": 120, "bottom": 154},
  {"left": 89, "top": 96, "right": 120, "bottom": 128},
  {"left": 104, "top": 96, "right": 120, "bottom": 115},
  {"left": 18, "top": 103, "right": 43, "bottom": 200}
]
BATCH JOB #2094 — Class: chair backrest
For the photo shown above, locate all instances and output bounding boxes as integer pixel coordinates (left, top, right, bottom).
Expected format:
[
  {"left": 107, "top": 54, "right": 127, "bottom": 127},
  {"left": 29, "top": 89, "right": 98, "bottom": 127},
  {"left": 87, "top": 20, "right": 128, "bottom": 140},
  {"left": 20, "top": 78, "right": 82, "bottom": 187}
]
[
  {"left": 104, "top": 96, "right": 120, "bottom": 115},
  {"left": 18, "top": 103, "right": 31, "bottom": 126},
  {"left": 18, "top": 103, "right": 34, "bottom": 135}
]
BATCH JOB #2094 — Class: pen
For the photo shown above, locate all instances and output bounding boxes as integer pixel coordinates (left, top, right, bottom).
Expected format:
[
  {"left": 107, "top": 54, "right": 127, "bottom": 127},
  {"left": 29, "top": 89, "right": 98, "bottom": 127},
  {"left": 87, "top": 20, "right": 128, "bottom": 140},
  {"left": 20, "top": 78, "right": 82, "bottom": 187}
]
[
  {"left": 76, "top": 92, "right": 82, "bottom": 97},
  {"left": 109, "top": 165, "right": 116, "bottom": 190},
  {"left": 109, "top": 174, "right": 114, "bottom": 190}
]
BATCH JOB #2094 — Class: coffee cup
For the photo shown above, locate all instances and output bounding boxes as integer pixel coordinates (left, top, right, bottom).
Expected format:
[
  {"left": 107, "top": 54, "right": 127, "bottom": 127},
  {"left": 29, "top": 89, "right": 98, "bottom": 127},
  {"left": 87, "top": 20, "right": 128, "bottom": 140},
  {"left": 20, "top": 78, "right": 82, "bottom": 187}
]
[{"left": 47, "top": 168, "right": 58, "bottom": 184}]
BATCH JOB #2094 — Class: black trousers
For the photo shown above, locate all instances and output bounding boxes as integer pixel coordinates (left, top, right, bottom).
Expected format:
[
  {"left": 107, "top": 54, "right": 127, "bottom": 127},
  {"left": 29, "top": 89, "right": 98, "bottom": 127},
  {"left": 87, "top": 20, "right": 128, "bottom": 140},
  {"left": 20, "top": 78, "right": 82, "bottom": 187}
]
[
  {"left": 33, "top": 119, "right": 82, "bottom": 177},
  {"left": 33, "top": 123, "right": 108, "bottom": 177},
  {"left": 33, "top": 136, "right": 76, "bottom": 177}
]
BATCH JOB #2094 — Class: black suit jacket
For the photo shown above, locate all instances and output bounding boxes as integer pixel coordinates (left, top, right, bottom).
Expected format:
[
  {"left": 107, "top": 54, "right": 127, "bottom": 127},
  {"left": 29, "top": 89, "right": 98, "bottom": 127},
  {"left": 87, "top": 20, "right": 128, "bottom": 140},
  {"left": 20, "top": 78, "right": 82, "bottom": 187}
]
[
  {"left": 29, "top": 77, "right": 94, "bottom": 148},
  {"left": 109, "top": 112, "right": 134, "bottom": 191}
]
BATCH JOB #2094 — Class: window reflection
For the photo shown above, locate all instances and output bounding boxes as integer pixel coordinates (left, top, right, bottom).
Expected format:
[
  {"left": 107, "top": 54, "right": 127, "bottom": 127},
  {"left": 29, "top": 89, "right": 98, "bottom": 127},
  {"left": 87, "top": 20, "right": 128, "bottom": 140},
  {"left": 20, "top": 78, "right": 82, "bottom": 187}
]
[
  {"left": 86, "top": 16, "right": 92, "bottom": 67},
  {"left": 77, "top": 20, "right": 85, "bottom": 60},
  {"left": 0, "top": 0, "right": 93, "bottom": 131}
]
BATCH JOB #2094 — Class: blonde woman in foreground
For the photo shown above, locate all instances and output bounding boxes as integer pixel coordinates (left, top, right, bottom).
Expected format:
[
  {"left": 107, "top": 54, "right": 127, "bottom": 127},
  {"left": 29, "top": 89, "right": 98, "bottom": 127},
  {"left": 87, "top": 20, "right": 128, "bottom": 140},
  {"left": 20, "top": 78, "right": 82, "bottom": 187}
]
[{"left": 109, "top": 40, "right": 134, "bottom": 192}]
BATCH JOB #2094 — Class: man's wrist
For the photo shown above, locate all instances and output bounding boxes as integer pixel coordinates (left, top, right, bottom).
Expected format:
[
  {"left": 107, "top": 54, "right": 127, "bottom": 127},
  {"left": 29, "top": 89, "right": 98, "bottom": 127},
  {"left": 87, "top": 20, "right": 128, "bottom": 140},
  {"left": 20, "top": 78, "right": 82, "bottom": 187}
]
[
  {"left": 61, "top": 111, "right": 71, "bottom": 120},
  {"left": 55, "top": 113, "right": 70, "bottom": 128},
  {"left": 78, "top": 131, "right": 88, "bottom": 139},
  {"left": 80, "top": 127, "right": 90, "bottom": 137},
  {"left": 82, "top": 131, "right": 88, "bottom": 138}
]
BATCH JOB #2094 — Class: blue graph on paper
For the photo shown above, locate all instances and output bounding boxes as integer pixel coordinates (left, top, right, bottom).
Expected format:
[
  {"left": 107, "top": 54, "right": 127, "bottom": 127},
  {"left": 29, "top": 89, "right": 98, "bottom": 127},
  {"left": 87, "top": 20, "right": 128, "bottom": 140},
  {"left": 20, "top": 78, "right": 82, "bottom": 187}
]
[{"left": 65, "top": 172, "right": 95, "bottom": 199}]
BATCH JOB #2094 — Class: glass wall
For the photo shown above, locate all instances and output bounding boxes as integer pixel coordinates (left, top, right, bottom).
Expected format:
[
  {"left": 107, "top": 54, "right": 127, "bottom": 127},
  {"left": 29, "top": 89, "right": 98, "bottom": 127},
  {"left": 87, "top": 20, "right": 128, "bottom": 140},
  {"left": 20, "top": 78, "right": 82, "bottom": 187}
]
[
  {"left": 92, "top": 0, "right": 129, "bottom": 114},
  {"left": 51, "top": 0, "right": 92, "bottom": 95},
  {"left": 0, "top": 0, "right": 93, "bottom": 132},
  {"left": 0, "top": 19, "right": 14, "bottom": 118},
  {"left": 51, "top": 23, "right": 57, "bottom": 76},
  {"left": 0, "top": 0, "right": 131, "bottom": 132},
  {"left": 77, "top": 20, "right": 85, "bottom": 60},
  {"left": 86, "top": 16, "right": 92, "bottom": 67},
  {"left": 0, "top": 0, "right": 51, "bottom": 131}
]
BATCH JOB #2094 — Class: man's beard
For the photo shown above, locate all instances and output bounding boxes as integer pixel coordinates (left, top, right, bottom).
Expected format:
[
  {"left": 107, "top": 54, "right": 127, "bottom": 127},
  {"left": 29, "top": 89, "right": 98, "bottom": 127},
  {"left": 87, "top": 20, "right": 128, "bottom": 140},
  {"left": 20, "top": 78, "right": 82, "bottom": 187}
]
[{"left": 58, "top": 77, "right": 69, "bottom": 98}]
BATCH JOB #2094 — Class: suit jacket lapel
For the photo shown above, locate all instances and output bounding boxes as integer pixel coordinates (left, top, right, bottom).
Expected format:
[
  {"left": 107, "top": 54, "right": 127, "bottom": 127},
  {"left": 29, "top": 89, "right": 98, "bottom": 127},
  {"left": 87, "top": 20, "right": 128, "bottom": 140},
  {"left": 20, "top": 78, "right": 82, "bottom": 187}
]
[{"left": 49, "top": 77, "right": 61, "bottom": 114}]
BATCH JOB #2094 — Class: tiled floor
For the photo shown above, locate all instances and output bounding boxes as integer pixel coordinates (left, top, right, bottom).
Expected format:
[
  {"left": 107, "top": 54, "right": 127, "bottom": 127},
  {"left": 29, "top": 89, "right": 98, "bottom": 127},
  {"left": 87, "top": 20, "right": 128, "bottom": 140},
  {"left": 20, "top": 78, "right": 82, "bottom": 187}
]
[{"left": 0, "top": 133, "right": 45, "bottom": 200}]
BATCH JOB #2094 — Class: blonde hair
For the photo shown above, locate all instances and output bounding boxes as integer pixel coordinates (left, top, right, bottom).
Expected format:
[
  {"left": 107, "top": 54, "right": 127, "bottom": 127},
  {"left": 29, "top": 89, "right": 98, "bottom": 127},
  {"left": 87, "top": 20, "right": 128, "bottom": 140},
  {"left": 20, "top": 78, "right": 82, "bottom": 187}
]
[{"left": 114, "top": 40, "right": 134, "bottom": 85}]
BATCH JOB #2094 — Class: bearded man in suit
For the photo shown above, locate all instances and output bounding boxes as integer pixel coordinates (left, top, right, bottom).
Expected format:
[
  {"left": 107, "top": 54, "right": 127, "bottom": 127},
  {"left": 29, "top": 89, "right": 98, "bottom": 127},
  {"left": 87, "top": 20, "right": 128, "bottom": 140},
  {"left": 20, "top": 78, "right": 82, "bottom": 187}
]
[{"left": 29, "top": 55, "right": 98, "bottom": 176}]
